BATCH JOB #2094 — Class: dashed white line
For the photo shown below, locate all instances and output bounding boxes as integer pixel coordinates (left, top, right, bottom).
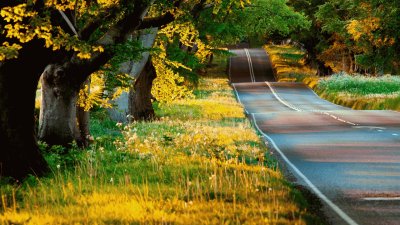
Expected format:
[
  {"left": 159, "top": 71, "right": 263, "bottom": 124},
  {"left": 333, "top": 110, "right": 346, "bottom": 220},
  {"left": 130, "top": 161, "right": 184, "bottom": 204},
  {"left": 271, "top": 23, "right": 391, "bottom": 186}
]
[
  {"left": 244, "top": 48, "right": 256, "bottom": 82},
  {"left": 265, "top": 82, "right": 358, "bottom": 126},
  {"left": 230, "top": 82, "right": 359, "bottom": 225}
]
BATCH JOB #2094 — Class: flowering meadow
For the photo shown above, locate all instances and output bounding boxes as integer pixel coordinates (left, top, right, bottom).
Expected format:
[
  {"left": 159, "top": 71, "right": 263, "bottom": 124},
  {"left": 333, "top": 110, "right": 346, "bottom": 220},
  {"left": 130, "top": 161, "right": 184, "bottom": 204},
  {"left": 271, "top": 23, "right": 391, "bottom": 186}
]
[{"left": 0, "top": 57, "right": 322, "bottom": 224}]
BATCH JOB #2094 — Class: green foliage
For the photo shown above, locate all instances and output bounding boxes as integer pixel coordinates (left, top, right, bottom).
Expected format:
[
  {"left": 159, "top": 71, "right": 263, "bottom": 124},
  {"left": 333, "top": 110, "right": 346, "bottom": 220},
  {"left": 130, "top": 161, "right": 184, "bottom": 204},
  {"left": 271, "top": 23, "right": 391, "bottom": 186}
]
[
  {"left": 102, "top": 39, "right": 146, "bottom": 95},
  {"left": 165, "top": 40, "right": 203, "bottom": 85},
  {"left": 242, "top": 0, "right": 310, "bottom": 41},
  {"left": 291, "top": 0, "right": 400, "bottom": 74},
  {"left": 38, "top": 141, "right": 84, "bottom": 170}
]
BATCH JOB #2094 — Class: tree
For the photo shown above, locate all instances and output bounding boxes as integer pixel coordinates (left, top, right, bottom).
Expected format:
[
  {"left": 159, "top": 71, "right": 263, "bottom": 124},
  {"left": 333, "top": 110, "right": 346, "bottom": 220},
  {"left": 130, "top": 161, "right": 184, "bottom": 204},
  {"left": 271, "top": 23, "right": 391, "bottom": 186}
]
[
  {"left": 112, "top": 0, "right": 251, "bottom": 122},
  {"left": 345, "top": 0, "right": 399, "bottom": 74},
  {"left": 134, "top": 0, "right": 311, "bottom": 121},
  {"left": 0, "top": 0, "right": 169, "bottom": 179},
  {"left": 0, "top": 40, "right": 53, "bottom": 180},
  {"left": 290, "top": 0, "right": 400, "bottom": 75},
  {"left": 288, "top": 0, "right": 334, "bottom": 75}
]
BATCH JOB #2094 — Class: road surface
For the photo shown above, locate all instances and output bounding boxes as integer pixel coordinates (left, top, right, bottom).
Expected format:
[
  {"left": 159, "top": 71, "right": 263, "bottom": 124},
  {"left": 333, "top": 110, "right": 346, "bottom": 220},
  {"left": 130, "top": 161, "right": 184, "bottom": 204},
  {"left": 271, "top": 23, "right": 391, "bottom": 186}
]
[{"left": 229, "top": 48, "right": 400, "bottom": 225}]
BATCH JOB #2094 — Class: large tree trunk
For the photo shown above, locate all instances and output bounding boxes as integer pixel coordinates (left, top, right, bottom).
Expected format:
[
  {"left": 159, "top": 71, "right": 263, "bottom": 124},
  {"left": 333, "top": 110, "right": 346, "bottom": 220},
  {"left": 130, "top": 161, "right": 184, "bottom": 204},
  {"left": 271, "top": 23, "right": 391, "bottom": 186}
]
[
  {"left": 0, "top": 42, "right": 52, "bottom": 180},
  {"left": 39, "top": 64, "right": 81, "bottom": 147},
  {"left": 108, "top": 28, "right": 158, "bottom": 122},
  {"left": 128, "top": 59, "right": 156, "bottom": 121}
]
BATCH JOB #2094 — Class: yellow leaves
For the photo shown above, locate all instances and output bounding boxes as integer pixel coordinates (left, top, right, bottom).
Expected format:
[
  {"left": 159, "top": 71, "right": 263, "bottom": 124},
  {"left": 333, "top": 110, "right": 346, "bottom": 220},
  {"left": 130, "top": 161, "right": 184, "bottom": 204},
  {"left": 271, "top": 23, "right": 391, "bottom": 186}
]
[
  {"left": 93, "top": 45, "right": 105, "bottom": 53},
  {"left": 347, "top": 17, "right": 380, "bottom": 42},
  {"left": 159, "top": 22, "right": 198, "bottom": 47},
  {"left": 77, "top": 72, "right": 112, "bottom": 111},
  {"left": 1, "top": 4, "right": 42, "bottom": 45},
  {"left": 44, "top": 0, "right": 76, "bottom": 11},
  {"left": 97, "top": 0, "right": 120, "bottom": 7},
  {"left": 151, "top": 39, "right": 194, "bottom": 103},
  {"left": 0, "top": 4, "right": 37, "bottom": 23},
  {"left": 194, "top": 41, "right": 212, "bottom": 63},
  {"left": 0, "top": 42, "right": 22, "bottom": 61},
  {"left": 1, "top": 2, "right": 106, "bottom": 60},
  {"left": 347, "top": 17, "right": 394, "bottom": 48},
  {"left": 151, "top": 61, "right": 193, "bottom": 103}
]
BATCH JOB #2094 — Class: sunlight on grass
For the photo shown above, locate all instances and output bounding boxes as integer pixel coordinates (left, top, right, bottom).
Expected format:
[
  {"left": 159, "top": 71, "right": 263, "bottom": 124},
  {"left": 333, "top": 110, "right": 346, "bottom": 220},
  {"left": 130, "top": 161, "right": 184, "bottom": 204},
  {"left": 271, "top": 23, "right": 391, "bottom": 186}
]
[
  {"left": 0, "top": 56, "right": 321, "bottom": 224},
  {"left": 317, "top": 73, "right": 400, "bottom": 110},
  {"left": 264, "top": 45, "right": 318, "bottom": 88}
]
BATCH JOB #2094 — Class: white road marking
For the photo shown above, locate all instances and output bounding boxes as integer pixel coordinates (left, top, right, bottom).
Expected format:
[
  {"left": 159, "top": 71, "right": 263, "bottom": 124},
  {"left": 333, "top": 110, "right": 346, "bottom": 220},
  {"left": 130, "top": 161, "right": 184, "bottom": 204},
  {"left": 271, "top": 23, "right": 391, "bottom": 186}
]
[
  {"left": 244, "top": 48, "right": 256, "bottom": 82},
  {"left": 250, "top": 113, "right": 359, "bottom": 225},
  {"left": 231, "top": 83, "right": 249, "bottom": 115},
  {"left": 363, "top": 197, "right": 400, "bottom": 201},
  {"left": 230, "top": 82, "right": 359, "bottom": 225},
  {"left": 265, "top": 82, "right": 358, "bottom": 126},
  {"left": 265, "top": 82, "right": 302, "bottom": 111},
  {"left": 392, "top": 133, "right": 398, "bottom": 136}
]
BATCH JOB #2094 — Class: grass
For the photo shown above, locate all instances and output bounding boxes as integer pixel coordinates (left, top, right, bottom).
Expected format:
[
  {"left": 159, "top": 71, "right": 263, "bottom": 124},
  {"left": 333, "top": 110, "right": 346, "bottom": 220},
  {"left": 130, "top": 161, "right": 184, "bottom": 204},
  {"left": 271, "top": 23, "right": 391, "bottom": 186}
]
[
  {"left": 316, "top": 73, "right": 400, "bottom": 110},
  {"left": 265, "top": 44, "right": 400, "bottom": 110},
  {"left": 318, "top": 73, "right": 400, "bottom": 96},
  {"left": 0, "top": 57, "right": 323, "bottom": 224},
  {"left": 264, "top": 45, "right": 318, "bottom": 88}
]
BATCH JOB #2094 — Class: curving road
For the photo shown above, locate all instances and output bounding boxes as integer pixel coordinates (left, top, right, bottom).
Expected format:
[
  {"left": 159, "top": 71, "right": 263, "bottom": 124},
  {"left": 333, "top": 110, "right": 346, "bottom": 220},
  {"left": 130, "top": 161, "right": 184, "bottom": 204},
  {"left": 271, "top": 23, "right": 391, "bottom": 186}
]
[{"left": 229, "top": 48, "right": 400, "bottom": 225}]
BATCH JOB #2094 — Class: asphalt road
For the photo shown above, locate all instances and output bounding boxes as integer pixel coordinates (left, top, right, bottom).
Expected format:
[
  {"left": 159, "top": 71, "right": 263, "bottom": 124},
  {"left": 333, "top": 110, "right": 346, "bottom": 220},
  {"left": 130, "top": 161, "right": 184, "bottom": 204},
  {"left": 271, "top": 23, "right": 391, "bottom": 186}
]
[{"left": 229, "top": 48, "right": 400, "bottom": 225}]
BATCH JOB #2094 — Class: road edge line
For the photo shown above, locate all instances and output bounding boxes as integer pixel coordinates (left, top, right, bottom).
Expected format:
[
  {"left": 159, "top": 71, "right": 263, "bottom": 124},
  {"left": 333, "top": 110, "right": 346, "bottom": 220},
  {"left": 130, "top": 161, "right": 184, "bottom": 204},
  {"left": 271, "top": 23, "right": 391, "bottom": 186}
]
[
  {"left": 250, "top": 113, "right": 359, "bottom": 225},
  {"left": 229, "top": 80, "right": 359, "bottom": 225},
  {"left": 231, "top": 83, "right": 249, "bottom": 115}
]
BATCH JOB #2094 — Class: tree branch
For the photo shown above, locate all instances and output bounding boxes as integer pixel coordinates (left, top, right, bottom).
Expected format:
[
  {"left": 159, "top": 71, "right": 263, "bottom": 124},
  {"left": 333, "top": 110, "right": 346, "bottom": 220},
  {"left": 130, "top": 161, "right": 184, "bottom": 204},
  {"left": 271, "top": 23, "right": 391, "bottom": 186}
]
[
  {"left": 79, "top": 6, "right": 120, "bottom": 41},
  {"left": 74, "top": 0, "right": 153, "bottom": 83}
]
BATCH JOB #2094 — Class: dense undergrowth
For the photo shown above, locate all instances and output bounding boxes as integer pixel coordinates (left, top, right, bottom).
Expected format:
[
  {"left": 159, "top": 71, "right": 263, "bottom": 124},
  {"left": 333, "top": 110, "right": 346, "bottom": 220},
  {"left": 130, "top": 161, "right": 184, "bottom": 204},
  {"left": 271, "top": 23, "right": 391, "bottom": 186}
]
[
  {"left": 265, "top": 44, "right": 400, "bottom": 110},
  {"left": 0, "top": 57, "right": 322, "bottom": 224}
]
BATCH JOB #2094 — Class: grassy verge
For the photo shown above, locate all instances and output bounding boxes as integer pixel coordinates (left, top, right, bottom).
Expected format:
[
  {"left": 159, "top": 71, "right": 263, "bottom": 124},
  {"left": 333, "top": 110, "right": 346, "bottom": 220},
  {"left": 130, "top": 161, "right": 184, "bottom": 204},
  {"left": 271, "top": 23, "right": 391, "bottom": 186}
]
[
  {"left": 265, "top": 44, "right": 400, "bottom": 110},
  {"left": 264, "top": 45, "right": 318, "bottom": 88},
  {"left": 316, "top": 73, "right": 400, "bottom": 110},
  {"left": 0, "top": 57, "right": 322, "bottom": 224}
]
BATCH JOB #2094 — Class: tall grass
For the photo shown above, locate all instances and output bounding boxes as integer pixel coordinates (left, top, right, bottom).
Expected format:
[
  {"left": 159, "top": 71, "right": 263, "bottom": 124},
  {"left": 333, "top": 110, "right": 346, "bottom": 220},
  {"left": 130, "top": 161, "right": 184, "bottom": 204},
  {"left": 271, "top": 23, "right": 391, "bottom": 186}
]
[
  {"left": 316, "top": 73, "right": 400, "bottom": 110},
  {"left": 318, "top": 72, "right": 400, "bottom": 96},
  {"left": 0, "top": 56, "right": 322, "bottom": 224},
  {"left": 264, "top": 45, "right": 318, "bottom": 87}
]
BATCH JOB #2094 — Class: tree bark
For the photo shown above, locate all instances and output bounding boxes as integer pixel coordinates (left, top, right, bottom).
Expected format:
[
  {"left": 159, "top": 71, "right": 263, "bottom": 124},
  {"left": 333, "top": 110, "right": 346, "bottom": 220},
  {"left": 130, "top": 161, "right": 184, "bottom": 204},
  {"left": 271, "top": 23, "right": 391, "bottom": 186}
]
[
  {"left": 39, "top": 64, "right": 81, "bottom": 147},
  {"left": 38, "top": 2, "right": 154, "bottom": 145},
  {"left": 128, "top": 59, "right": 156, "bottom": 121},
  {"left": 109, "top": 28, "right": 158, "bottom": 122},
  {"left": 0, "top": 42, "right": 52, "bottom": 180}
]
